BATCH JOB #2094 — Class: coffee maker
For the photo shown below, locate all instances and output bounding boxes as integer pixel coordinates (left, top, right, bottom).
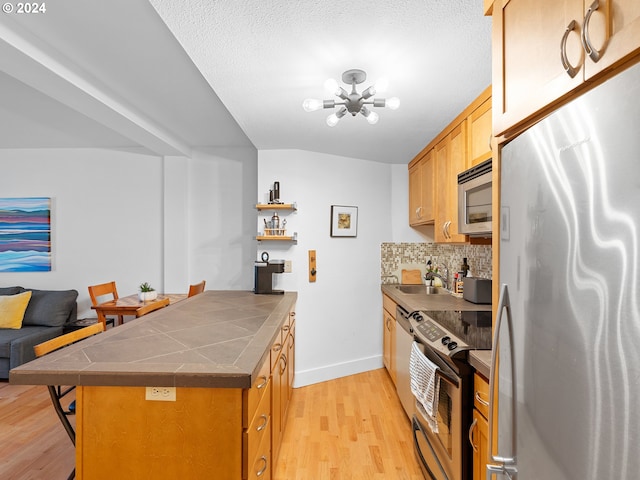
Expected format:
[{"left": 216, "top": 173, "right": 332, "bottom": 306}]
[{"left": 254, "top": 252, "right": 285, "bottom": 295}]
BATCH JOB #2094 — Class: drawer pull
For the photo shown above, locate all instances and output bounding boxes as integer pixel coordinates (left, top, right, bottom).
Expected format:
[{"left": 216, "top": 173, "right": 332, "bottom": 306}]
[
  {"left": 475, "top": 391, "right": 490, "bottom": 407},
  {"left": 273, "top": 343, "right": 283, "bottom": 352},
  {"left": 256, "top": 375, "right": 268, "bottom": 390},
  {"left": 282, "top": 325, "right": 290, "bottom": 332},
  {"left": 256, "top": 414, "right": 268, "bottom": 432},
  {"left": 256, "top": 455, "right": 268, "bottom": 477}
]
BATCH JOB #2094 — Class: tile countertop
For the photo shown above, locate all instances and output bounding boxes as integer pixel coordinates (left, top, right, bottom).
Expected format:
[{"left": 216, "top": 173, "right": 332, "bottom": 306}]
[{"left": 10, "top": 291, "right": 297, "bottom": 389}]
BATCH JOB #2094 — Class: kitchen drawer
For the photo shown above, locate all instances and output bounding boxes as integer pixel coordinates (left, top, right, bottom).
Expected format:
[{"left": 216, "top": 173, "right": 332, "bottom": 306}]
[
  {"left": 474, "top": 373, "right": 490, "bottom": 419},
  {"left": 383, "top": 294, "right": 397, "bottom": 319},
  {"left": 244, "top": 380, "right": 271, "bottom": 475},
  {"left": 244, "top": 355, "right": 270, "bottom": 428},
  {"left": 247, "top": 416, "right": 272, "bottom": 480}
]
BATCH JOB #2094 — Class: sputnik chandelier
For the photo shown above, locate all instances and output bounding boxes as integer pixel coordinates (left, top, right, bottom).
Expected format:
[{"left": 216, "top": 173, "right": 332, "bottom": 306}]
[{"left": 303, "top": 69, "right": 400, "bottom": 127}]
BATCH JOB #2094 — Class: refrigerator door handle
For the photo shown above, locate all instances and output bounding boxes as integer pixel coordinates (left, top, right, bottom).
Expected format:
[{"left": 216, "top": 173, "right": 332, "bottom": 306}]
[
  {"left": 487, "top": 463, "right": 517, "bottom": 480},
  {"left": 487, "top": 284, "right": 518, "bottom": 471}
]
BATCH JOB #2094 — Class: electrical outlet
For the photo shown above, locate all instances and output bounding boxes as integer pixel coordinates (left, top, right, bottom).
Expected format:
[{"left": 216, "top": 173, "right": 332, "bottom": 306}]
[
  {"left": 284, "top": 260, "right": 292, "bottom": 273},
  {"left": 145, "top": 386, "right": 176, "bottom": 402}
]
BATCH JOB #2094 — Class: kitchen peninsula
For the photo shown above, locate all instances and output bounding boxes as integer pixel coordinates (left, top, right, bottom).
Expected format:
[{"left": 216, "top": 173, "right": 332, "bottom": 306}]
[{"left": 10, "top": 290, "right": 297, "bottom": 480}]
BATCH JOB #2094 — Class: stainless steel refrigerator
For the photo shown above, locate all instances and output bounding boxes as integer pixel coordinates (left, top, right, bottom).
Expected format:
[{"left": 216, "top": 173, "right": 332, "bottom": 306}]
[{"left": 489, "top": 60, "right": 640, "bottom": 480}]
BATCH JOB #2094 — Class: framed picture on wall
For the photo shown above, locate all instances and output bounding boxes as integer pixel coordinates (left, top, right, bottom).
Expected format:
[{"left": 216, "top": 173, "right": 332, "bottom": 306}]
[
  {"left": 0, "top": 197, "right": 52, "bottom": 272},
  {"left": 330, "top": 205, "right": 358, "bottom": 237}
]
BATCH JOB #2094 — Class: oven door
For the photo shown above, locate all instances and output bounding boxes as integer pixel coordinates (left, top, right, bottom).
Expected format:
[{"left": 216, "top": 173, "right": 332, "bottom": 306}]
[{"left": 411, "top": 343, "right": 462, "bottom": 480}]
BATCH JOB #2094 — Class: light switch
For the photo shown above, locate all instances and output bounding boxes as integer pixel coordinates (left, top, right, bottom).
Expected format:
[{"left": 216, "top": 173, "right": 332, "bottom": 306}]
[{"left": 284, "top": 260, "right": 292, "bottom": 273}]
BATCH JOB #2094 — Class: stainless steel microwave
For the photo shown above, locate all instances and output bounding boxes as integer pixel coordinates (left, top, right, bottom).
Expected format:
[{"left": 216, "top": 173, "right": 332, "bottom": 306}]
[{"left": 457, "top": 159, "right": 492, "bottom": 236}]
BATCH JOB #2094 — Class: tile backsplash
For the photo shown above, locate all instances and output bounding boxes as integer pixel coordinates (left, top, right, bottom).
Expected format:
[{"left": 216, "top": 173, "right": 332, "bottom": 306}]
[{"left": 381, "top": 242, "right": 492, "bottom": 285}]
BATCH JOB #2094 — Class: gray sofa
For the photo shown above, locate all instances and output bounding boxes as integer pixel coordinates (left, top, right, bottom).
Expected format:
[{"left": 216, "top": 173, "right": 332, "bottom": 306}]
[{"left": 0, "top": 286, "right": 78, "bottom": 379}]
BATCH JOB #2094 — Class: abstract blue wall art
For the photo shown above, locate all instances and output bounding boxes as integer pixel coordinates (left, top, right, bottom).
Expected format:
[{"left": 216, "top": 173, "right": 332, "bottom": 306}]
[{"left": 0, "top": 197, "right": 51, "bottom": 272}]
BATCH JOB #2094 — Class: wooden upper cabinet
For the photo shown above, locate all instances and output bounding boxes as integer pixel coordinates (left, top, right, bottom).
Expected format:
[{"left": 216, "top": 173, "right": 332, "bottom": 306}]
[
  {"left": 582, "top": 0, "right": 640, "bottom": 79},
  {"left": 408, "top": 150, "right": 435, "bottom": 226},
  {"left": 467, "top": 97, "right": 493, "bottom": 168},
  {"left": 493, "top": 0, "right": 640, "bottom": 138},
  {"left": 434, "top": 123, "right": 467, "bottom": 243},
  {"left": 492, "top": 0, "right": 584, "bottom": 137}
]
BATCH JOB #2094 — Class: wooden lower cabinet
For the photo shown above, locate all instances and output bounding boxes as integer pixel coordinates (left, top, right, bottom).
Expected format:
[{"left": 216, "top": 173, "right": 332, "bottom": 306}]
[
  {"left": 470, "top": 373, "right": 491, "bottom": 480},
  {"left": 382, "top": 294, "right": 397, "bottom": 384},
  {"left": 472, "top": 408, "right": 489, "bottom": 480},
  {"left": 271, "top": 308, "right": 296, "bottom": 472}
]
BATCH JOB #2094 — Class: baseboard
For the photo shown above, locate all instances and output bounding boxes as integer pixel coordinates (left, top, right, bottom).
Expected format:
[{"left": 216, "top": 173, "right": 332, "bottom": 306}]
[{"left": 293, "top": 354, "right": 383, "bottom": 388}]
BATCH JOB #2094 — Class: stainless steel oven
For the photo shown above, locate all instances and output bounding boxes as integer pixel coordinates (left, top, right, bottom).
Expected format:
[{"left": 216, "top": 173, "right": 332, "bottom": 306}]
[{"left": 409, "top": 310, "right": 492, "bottom": 480}]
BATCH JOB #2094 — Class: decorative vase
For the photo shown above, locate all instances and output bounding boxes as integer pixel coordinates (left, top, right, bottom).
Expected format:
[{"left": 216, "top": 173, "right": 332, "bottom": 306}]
[{"left": 138, "top": 291, "right": 157, "bottom": 302}]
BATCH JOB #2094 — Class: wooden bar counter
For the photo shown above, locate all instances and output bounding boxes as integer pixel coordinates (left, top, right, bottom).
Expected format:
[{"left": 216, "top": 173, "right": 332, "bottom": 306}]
[{"left": 10, "top": 291, "right": 297, "bottom": 480}]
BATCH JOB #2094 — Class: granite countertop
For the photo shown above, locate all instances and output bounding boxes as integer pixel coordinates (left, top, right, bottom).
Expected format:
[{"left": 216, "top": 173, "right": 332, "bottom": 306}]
[
  {"left": 10, "top": 291, "right": 297, "bottom": 389},
  {"left": 382, "top": 284, "right": 493, "bottom": 378},
  {"left": 469, "top": 350, "right": 492, "bottom": 380},
  {"left": 381, "top": 284, "right": 492, "bottom": 313}
]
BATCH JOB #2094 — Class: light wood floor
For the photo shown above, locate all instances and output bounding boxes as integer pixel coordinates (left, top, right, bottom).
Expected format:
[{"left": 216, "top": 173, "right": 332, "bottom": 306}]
[
  {"left": 274, "top": 369, "right": 423, "bottom": 480},
  {"left": 0, "top": 368, "right": 422, "bottom": 479}
]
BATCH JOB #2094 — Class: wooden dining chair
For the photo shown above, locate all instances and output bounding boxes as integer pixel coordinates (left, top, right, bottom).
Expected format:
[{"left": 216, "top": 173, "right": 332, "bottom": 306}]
[
  {"left": 135, "top": 297, "right": 170, "bottom": 317},
  {"left": 188, "top": 280, "right": 206, "bottom": 297},
  {"left": 34, "top": 322, "right": 105, "bottom": 480},
  {"left": 88, "top": 281, "right": 121, "bottom": 327}
]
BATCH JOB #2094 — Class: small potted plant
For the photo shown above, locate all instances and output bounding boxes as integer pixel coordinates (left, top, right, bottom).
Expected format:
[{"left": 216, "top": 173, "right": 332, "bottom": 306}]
[{"left": 138, "top": 282, "right": 157, "bottom": 302}]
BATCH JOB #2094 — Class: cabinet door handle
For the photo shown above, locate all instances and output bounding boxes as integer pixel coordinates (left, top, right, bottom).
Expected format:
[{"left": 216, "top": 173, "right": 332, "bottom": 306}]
[
  {"left": 475, "top": 391, "right": 490, "bottom": 407},
  {"left": 256, "top": 455, "right": 268, "bottom": 477},
  {"left": 257, "top": 375, "right": 268, "bottom": 390},
  {"left": 561, "top": 20, "right": 580, "bottom": 78},
  {"left": 416, "top": 206, "right": 422, "bottom": 219},
  {"left": 581, "top": 0, "right": 602, "bottom": 62},
  {"left": 280, "top": 353, "right": 288, "bottom": 374},
  {"left": 468, "top": 417, "right": 479, "bottom": 452},
  {"left": 256, "top": 414, "right": 269, "bottom": 432}
]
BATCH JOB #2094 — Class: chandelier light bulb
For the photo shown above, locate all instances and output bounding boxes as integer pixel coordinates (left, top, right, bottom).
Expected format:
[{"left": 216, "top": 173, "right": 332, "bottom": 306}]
[
  {"left": 326, "top": 113, "right": 340, "bottom": 127},
  {"left": 302, "top": 98, "right": 324, "bottom": 112},
  {"left": 374, "top": 77, "right": 389, "bottom": 93},
  {"left": 324, "top": 78, "right": 340, "bottom": 95},
  {"left": 366, "top": 111, "right": 379, "bottom": 124},
  {"left": 386, "top": 97, "right": 400, "bottom": 110}
]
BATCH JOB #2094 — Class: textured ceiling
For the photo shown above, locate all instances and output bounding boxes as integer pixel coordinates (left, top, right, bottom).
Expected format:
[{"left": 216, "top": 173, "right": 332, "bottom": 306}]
[
  {"left": 0, "top": 0, "right": 491, "bottom": 164},
  {"left": 149, "top": 0, "right": 492, "bottom": 163}
]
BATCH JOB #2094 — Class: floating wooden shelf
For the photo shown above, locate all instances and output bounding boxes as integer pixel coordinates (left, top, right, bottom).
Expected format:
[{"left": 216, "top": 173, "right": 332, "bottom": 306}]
[
  {"left": 256, "top": 232, "right": 298, "bottom": 243},
  {"left": 256, "top": 203, "right": 297, "bottom": 211}
]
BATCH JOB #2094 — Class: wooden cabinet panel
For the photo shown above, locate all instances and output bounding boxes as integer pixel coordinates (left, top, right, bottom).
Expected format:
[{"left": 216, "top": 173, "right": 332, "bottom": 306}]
[
  {"left": 492, "top": 0, "right": 584, "bottom": 137},
  {"left": 493, "top": 0, "right": 640, "bottom": 137},
  {"left": 382, "top": 294, "right": 397, "bottom": 384},
  {"left": 434, "top": 124, "right": 467, "bottom": 243},
  {"left": 471, "top": 408, "right": 490, "bottom": 480},
  {"left": 468, "top": 97, "right": 493, "bottom": 167},
  {"left": 583, "top": 0, "right": 640, "bottom": 78},
  {"left": 76, "top": 386, "right": 243, "bottom": 480},
  {"left": 408, "top": 150, "right": 435, "bottom": 226}
]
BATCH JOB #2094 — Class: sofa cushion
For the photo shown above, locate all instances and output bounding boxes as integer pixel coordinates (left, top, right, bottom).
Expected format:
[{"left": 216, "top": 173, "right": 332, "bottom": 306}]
[
  {"left": 0, "top": 291, "right": 32, "bottom": 329},
  {"left": 22, "top": 289, "right": 78, "bottom": 327},
  {"left": 0, "top": 286, "right": 24, "bottom": 296}
]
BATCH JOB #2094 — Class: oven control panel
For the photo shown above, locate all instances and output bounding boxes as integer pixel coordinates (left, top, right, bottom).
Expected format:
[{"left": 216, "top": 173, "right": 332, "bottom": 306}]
[{"left": 410, "top": 312, "right": 470, "bottom": 357}]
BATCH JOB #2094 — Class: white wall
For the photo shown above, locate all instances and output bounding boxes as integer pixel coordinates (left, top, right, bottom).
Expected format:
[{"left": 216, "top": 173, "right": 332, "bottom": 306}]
[
  {"left": 1, "top": 146, "right": 257, "bottom": 317},
  {"left": 0, "top": 148, "right": 165, "bottom": 317},
  {"left": 187, "top": 147, "right": 258, "bottom": 290},
  {"left": 258, "top": 149, "right": 394, "bottom": 386}
]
